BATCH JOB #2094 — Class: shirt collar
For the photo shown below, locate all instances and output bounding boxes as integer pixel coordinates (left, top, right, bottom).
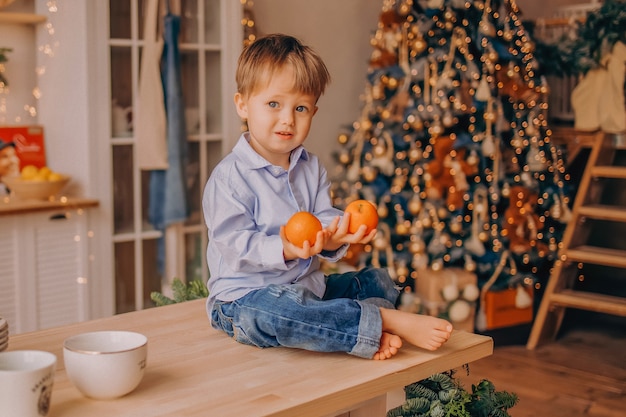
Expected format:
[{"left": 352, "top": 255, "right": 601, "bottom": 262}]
[{"left": 234, "top": 132, "right": 310, "bottom": 173}]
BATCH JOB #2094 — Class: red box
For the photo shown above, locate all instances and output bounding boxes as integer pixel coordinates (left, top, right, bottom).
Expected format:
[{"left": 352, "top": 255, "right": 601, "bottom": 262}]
[
  {"left": 484, "top": 286, "right": 534, "bottom": 330},
  {"left": 0, "top": 125, "right": 47, "bottom": 169}
]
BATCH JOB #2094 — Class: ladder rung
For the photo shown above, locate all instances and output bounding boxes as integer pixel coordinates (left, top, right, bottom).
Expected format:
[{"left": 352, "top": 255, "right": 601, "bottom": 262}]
[
  {"left": 564, "top": 246, "right": 626, "bottom": 268},
  {"left": 550, "top": 290, "right": 626, "bottom": 316},
  {"left": 577, "top": 205, "right": 626, "bottom": 222},
  {"left": 590, "top": 166, "right": 626, "bottom": 179}
]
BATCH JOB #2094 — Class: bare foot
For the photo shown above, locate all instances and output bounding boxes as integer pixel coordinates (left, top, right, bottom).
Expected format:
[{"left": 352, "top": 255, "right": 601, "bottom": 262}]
[
  {"left": 373, "top": 332, "right": 403, "bottom": 360},
  {"left": 380, "top": 308, "right": 453, "bottom": 351}
]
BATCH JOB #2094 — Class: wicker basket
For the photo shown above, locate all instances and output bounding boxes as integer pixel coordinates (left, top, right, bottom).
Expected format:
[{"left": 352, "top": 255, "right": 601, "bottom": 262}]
[{"left": 3, "top": 174, "right": 70, "bottom": 200}]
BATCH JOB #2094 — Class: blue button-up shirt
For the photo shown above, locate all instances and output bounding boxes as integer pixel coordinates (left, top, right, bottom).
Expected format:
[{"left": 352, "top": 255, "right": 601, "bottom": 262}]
[{"left": 204, "top": 133, "right": 347, "bottom": 318}]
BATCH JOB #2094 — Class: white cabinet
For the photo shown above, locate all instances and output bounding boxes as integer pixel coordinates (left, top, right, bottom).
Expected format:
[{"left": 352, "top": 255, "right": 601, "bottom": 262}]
[
  {"left": 27, "top": 1, "right": 242, "bottom": 316},
  {"left": 0, "top": 204, "right": 96, "bottom": 334},
  {"left": 1, "top": 1, "right": 243, "bottom": 327}
]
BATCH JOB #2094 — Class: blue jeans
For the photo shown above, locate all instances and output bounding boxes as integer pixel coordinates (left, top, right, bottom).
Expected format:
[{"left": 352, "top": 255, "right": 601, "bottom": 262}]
[{"left": 210, "top": 267, "right": 399, "bottom": 359}]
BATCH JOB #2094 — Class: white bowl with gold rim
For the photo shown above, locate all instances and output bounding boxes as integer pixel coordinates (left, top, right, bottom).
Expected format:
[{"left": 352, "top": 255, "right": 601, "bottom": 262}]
[{"left": 63, "top": 331, "right": 147, "bottom": 400}]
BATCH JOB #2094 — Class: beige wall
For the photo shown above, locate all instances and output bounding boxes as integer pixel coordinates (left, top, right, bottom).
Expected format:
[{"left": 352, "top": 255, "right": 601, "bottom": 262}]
[
  {"left": 251, "top": 0, "right": 382, "bottom": 168},
  {"left": 251, "top": 0, "right": 601, "bottom": 168}
]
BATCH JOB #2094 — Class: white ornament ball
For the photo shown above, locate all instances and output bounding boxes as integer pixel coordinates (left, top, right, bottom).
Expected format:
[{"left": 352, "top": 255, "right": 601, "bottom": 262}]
[
  {"left": 515, "top": 286, "right": 533, "bottom": 309},
  {"left": 448, "top": 300, "right": 471, "bottom": 323},
  {"left": 462, "top": 283, "right": 480, "bottom": 302},
  {"left": 400, "top": 291, "right": 416, "bottom": 308},
  {"left": 442, "top": 284, "right": 459, "bottom": 301}
]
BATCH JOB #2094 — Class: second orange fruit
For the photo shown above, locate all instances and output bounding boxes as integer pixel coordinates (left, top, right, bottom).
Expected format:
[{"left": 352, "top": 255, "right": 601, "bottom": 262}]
[{"left": 345, "top": 199, "right": 379, "bottom": 234}]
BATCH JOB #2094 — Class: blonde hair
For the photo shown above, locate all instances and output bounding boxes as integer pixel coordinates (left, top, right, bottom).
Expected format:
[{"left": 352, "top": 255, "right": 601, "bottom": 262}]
[{"left": 235, "top": 34, "right": 331, "bottom": 99}]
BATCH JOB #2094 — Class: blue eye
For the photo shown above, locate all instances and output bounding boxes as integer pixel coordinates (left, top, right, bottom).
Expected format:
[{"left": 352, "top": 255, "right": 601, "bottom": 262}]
[
  {"left": 296, "top": 106, "right": 307, "bottom": 112},
  {"left": 268, "top": 101, "right": 278, "bottom": 108}
]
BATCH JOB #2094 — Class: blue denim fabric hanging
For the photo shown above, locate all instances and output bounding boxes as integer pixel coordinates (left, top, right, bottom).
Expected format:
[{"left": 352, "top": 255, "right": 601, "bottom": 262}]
[{"left": 148, "top": 10, "right": 189, "bottom": 274}]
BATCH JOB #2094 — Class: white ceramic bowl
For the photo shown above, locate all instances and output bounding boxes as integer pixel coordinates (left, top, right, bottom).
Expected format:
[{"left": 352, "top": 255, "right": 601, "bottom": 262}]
[
  {"left": 63, "top": 331, "right": 147, "bottom": 400},
  {"left": 3, "top": 175, "right": 70, "bottom": 200}
]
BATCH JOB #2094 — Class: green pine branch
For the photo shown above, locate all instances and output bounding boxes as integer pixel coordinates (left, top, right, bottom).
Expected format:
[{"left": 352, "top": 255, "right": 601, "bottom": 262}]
[
  {"left": 532, "top": 0, "right": 626, "bottom": 76},
  {"left": 150, "top": 278, "right": 209, "bottom": 307},
  {"left": 387, "top": 372, "right": 518, "bottom": 417}
]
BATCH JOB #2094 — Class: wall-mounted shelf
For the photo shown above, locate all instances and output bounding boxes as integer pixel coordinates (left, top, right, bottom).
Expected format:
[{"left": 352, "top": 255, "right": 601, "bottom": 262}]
[{"left": 0, "top": 12, "right": 46, "bottom": 25}]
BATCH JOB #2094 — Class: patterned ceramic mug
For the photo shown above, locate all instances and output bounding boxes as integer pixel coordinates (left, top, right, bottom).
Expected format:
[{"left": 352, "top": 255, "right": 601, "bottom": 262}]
[{"left": 0, "top": 350, "right": 56, "bottom": 417}]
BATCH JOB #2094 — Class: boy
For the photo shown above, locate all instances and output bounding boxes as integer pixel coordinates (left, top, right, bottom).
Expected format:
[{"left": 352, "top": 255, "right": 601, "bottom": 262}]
[{"left": 203, "top": 34, "right": 452, "bottom": 360}]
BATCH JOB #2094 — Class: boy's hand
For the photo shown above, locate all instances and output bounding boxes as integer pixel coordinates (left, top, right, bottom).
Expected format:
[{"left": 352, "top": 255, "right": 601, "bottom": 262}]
[
  {"left": 280, "top": 226, "right": 330, "bottom": 261},
  {"left": 323, "top": 213, "right": 377, "bottom": 252}
]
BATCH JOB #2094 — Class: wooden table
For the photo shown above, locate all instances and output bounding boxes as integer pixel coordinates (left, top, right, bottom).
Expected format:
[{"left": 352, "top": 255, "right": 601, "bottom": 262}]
[{"left": 7, "top": 299, "right": 493, "bottom": 417}]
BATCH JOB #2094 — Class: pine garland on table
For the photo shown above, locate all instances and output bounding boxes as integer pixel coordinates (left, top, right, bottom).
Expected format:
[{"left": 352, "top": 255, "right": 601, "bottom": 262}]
[{"left": 387, "top": 371, "right": 518, "bottom": 417}]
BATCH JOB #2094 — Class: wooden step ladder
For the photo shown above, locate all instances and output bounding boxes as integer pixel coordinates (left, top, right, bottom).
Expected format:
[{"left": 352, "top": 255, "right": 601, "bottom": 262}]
[{"left": 526, "top": 130, "right": 626, "bottom": 349}]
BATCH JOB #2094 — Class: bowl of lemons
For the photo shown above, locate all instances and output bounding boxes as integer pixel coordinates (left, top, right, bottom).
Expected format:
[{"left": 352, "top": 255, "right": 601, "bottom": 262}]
[{"left": 3, "top": 165, "right": 70, "bottom": 200}]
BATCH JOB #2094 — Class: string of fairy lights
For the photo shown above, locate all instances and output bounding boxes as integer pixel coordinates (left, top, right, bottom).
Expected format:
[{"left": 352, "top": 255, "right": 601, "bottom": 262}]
[
  {"left": 0, "top": 0, "right": 58, "bottom": 124},
  {"left": 240, "top": 0, "right": 258, "bottom": 47}
]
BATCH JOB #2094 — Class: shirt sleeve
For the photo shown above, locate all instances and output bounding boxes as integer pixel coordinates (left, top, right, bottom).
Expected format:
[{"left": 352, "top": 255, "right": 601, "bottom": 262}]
[{"left": 204, "top": 165, "right": 289, "bottom": 274}]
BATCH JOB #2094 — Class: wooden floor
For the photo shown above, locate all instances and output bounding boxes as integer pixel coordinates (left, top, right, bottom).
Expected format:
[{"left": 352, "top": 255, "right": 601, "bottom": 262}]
[{"left": 454, "top": 311, "right": 626, "bottom": 417}]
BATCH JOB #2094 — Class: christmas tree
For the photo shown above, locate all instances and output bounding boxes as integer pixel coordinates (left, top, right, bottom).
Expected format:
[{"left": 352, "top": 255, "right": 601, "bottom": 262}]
[{"left": 330, "top": 0, "right": 571, "bottom": 321}]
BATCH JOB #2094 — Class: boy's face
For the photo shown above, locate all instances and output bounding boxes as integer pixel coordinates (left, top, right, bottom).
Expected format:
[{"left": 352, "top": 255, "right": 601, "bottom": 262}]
[{"left": 234, "top": 65, "right": 318, "bottom": 169}]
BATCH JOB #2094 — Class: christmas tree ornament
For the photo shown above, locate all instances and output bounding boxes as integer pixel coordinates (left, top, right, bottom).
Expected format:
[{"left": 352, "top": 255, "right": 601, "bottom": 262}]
[
  {"left": 442, "top": 283, "right": 460, "bottom": 302},
  {"left": 510, "top": 130, "right": 524, "bottom": 149},
  {"left": 449, "top": 299, "right": 472, "bottom": 322},
  {"left": 475, "top": 76, "right": 492, "bottom": 102},
  {"left": 449, "top": 215, "right": 463, "bottom": 234},
  {"left": 409, "top": 234, "right": 426, "bottom": 254},
  {"left": 502, "top": 19, "right": 514, "bottom": 42},
  {"left": 427, "top": 226, "right": 450, "bottom": 255},
  {"left": 442, "top": 110, "right": 454, "bottom": 127},
  {"left": 481, "top": 133, "right": 496, "bottom": 158},
  {"left": 377, "top": 195, "right": 390, "bottom": 218},
  {"left": 462, "top": 281, "right": 480, "bottom": 302},
  {"left": 362, "top": 165, "right": 378, "bottom": 182},
  {"left": 478, "top": 0, "right": 496, "bottom": 37},
  {"left": 526, "top": 139, "right": 548, "bottom": 172},
  {"left": 515, "top": 284, "right": 533, "bottom": 309},
  {"left": 338, "top": 149, "right": 351, "bottom": 165},
  {"left": 464, "top": 253, "right": 477, "bottom": 272},
  {"left": 395, "top": 210, "right": 412, "bottom": 235},
  {"left": 398, "top": 0, "right": 413, "bottom": 16},
  {"left": 408, "top": 193, "right": 423, "bottom": 215},
  {"left": 412, "top": 252, "right": 429, "bottom": 270},
  {"left": 501, "top": 181, "right": 511, "bottom": 198}
]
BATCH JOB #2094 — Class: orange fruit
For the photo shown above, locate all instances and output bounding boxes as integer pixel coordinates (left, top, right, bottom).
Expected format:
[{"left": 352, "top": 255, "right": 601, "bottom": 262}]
[
  {"left": 345, "top": 199, "right": 379, "bottom": 234},
  {"left": 284, "top": 211, "right": 323, "bottom": 248}
]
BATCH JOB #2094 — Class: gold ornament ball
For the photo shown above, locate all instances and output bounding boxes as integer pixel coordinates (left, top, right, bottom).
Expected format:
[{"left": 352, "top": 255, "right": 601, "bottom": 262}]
[
  {"left": 362, "top": 166, "right": 377, "bottom": 182},
  {"left": 431, "top": 258, "right": 444, "bottom": 271},
  {"left": 409, "top": 240, "right": 426, "bottom": 254},
  {"left": 396, "top": 223, "right": 410, "bottom": 235},
  {"left": 338, "top": 150, "right": 351, "bottom": 165},
  {"left": 408, "top": 197, "right": 422, "bottom": 215},
  {"left": 373, "top": 237, "right": 387, "bottom": 251},
  {"left": 377, "top": 204, "right": 388, "bottom": 218}
]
